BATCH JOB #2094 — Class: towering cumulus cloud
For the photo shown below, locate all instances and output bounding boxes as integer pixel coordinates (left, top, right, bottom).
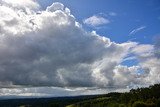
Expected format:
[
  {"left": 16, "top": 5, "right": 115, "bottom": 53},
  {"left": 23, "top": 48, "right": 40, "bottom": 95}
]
[{"left": 0, "top": 0, "right": 159, "bottom": 91}]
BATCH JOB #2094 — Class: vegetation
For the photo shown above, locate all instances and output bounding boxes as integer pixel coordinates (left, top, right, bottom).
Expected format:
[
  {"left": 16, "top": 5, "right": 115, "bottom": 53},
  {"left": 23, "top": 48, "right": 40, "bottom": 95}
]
[
  {"left": 67, "top": 84, "right": 160, "bottom": 107},
  {"left": 0, "top": 84, "right": 160, "bottom": 107}
]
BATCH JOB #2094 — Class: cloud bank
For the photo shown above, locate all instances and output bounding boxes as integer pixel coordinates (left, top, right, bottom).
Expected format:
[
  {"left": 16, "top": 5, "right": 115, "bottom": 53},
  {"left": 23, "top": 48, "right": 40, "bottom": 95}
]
[{"left": 0, "top": 0, "right": 159, "bottom": 96}]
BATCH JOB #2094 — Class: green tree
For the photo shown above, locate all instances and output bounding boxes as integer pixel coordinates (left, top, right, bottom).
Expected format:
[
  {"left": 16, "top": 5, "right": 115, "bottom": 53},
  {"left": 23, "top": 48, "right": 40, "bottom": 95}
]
[{"left": 132, "top": 101, "right": 146, "bottom": 107}]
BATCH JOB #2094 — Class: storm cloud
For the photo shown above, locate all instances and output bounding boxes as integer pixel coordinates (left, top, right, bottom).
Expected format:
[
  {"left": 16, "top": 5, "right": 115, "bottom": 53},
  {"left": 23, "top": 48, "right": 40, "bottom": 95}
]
[{"left": 0, "top": 0, "right": 159, "bottom": 93}]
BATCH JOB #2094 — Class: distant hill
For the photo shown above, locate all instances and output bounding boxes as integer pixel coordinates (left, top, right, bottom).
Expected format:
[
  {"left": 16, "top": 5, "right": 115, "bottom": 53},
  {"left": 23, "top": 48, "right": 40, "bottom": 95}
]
[
  {"left": 67, "top": 84, "right": 160, "bottom": 107},
  {"left": 0, "top": 84, "right": 160, "bottom": 107},
  {"left": 0, "top": 94, "right": 107, "bottom": 107}
]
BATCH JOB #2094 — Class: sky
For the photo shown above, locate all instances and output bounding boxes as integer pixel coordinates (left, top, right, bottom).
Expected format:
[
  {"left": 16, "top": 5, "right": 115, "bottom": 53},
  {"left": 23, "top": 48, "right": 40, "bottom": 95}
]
[
  {"left": 0, "top": 0, "right": 160, "bottom": 98},
  {"left": 38, "top": 0, "right": 160, "bottom": 43}
]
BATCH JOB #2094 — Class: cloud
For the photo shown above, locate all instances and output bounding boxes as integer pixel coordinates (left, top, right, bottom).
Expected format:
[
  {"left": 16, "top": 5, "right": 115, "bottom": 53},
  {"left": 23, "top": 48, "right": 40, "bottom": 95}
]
[
  {"left": 83, "top": 15, "right": 110, "bottom": 27},
  {"left": 46, "top": 2, "right": 64, "bottom": 12},
  {"left": 0, "top": 1, "right": 137, "bottom": 88},
  {"left": 0, "top": 86, "right": 129, "bottom": 98},
  {"left": 129, "top": 26, "right": 146, "bottom": 35},
  {"left": 1, "top": 0, "right": 39, "bottom": 10},
  {"left": 132, "top": 44, "right": 154, "bottom": 55},
  {"left": 154, "top": 37, "right": 160, "bottom": 58},
  {"left": 131, "top": 44, "right": 160, "bottom": 85},
  {"left": 108, "top": 12, "right": 117, "bottom": 16},
  {"left": 0, "top": 87, "right": 74, "bottom": 98},
  {"left": 0, "top": 0, "right": 159, "bottom": 97},
  {"left": 113, "top": 65, "right": 140, "bottom": 87},
  {"left": 137, "top": 56, "right": 160, "bottom": 85}
]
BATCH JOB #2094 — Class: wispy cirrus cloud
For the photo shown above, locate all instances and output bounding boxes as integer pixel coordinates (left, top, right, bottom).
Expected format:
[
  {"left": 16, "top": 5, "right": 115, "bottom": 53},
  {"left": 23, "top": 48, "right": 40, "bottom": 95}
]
[{"left": 129, "top": 26, "right": 146, "bottom": 35}]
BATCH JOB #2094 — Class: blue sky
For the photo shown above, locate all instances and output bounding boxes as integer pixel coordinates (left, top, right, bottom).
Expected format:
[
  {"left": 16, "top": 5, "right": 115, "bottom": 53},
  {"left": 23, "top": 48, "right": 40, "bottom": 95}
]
[{"left": 38, "top": 0, "right": 160, "bottom": 44}]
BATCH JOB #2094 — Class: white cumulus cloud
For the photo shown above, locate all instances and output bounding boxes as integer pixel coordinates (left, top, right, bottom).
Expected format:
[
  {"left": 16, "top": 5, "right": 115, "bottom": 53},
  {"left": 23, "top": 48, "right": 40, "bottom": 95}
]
[{"left": 83, "top": 15, "right": 110, "bottom": 27}]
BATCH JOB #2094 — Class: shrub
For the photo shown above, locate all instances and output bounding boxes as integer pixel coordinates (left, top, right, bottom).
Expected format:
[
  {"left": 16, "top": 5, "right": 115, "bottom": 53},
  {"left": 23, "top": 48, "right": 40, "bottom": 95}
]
[
  {"left": 132, "top": 101, "right": 147, "bottom": 107},
  {"left": 119, "top": 104, "right": 126, "bottom": 107}
]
